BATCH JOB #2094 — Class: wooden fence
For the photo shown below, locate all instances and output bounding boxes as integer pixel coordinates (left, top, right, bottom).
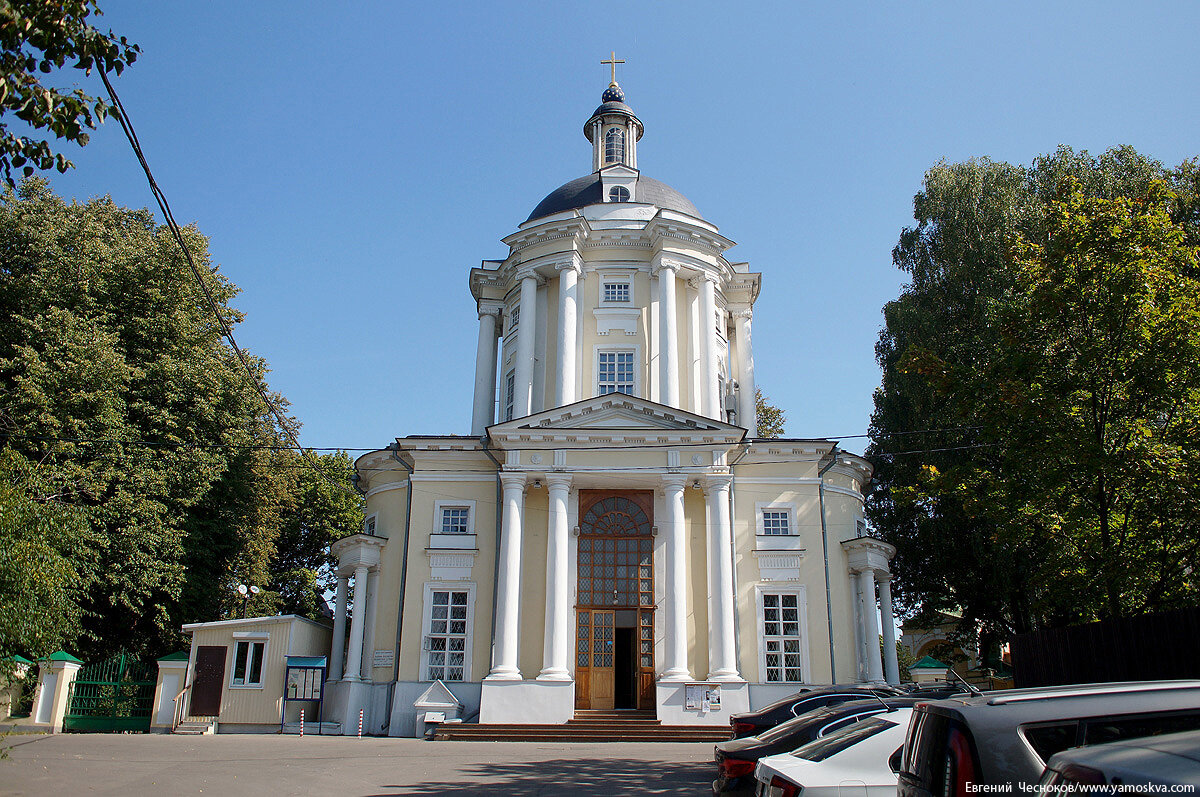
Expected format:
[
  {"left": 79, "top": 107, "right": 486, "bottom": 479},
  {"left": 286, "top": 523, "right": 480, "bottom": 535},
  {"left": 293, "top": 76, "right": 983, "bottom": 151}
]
[{"left": 1010, "top": 607, "right": 1200, "bottom": 688}]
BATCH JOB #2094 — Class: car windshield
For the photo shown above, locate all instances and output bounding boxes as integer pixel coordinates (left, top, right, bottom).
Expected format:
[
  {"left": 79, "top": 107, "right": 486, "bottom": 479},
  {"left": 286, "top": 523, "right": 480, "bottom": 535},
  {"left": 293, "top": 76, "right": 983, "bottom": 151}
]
[
  {"left": 756, "top": 707, "right": 840, "bottom": 743},
  {"left": 791, "top": 716, "right": 897, "bottom": 763}
]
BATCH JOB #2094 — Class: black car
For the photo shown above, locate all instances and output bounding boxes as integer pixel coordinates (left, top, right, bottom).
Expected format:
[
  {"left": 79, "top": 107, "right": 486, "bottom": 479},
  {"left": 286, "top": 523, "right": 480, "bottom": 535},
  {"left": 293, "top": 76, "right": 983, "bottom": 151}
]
[
  {"left": 714, "top": 696, "right": 923, "bottom": 796},
  {"left": 729, "top": 683, "right": 960, "bottom": 738}
]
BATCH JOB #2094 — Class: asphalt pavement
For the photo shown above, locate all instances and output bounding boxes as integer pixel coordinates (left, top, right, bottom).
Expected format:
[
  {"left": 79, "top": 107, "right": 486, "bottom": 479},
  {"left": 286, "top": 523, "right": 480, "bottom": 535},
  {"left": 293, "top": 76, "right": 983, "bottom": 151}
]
[{"left": 1, "top": 732, "right": 717, "bottom": 796}]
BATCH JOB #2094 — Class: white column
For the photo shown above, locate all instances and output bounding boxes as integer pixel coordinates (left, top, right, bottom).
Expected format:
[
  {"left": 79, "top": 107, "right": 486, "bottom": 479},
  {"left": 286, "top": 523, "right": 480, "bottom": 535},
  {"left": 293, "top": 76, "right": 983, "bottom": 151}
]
[
  {"left": 879, "top": 575, "right": 900, "bottom": 685},
  {"left": 361, "top": 570, "right": 379, "bottom": 680},
  {"left": 660, "top": 475, "right": 690, "bottom": 681},
  {"left": 859, "top": 568, "right": 885, "bottom": 683},
  {"left": 656, "top": 260, "right": 681, "bottom": 408},
  {"left": 705, "top": 474, "right": 741, "bottom": 681},
  {"left": 328, "top": 575, "right": 348, "bottom": 680},
  {"left": 555, "top": 262, "right": 579, "bottom": 407},
  {"left": 343, "top": 565, "right": 370, "bottom": 682},
  {"left": 539, "top": 474, "right": 572, "bottom": 680},
  {"left": 734, "top": 309, "right": 756, "bottom": 433},
  {"left": 488, "top": 472, "right": 527, "bottom": 680},
  {"left": 700, "top": 275, "right": 720, "bottom": 419},
  {"left": 471, "top": 307, "right": 499, "bottom": 435},
  {"left": 514, "top": 275, "right": 538, "bottom": 418}
]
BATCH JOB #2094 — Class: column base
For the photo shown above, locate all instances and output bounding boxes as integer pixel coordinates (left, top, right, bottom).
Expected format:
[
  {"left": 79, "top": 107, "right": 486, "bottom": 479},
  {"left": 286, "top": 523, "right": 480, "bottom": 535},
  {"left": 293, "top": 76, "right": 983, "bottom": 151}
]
[
  {"left": 705, "top": 670, "right": 746, "bottom": 683},
  {"left": 483, "top": 667, "right": 522, "bottom": 681},
  {"left": 658, "top": 668, "right": 693, "bottom": 683},
  {"left": 536, "top": 668, "right": 571, "bottom": 681}
]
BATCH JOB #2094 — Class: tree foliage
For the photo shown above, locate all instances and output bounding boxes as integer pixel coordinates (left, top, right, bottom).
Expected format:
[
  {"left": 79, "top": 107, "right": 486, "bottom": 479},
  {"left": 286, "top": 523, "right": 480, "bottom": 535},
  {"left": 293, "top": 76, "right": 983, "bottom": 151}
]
[
  {"left": 868, "top": 147, "right": 1200, "bottom": 649},
  {"left": 0, "top": 0, "right": 138, "bottom": 184},
  {"left": 0, "top": 179, "right": 360, "bottom": 659},
  {"left": 0, "top": 447, "right": 90, "bottom": 663},
  {"left": 755, "top": 388, "right": 786, "bottom": 438}
]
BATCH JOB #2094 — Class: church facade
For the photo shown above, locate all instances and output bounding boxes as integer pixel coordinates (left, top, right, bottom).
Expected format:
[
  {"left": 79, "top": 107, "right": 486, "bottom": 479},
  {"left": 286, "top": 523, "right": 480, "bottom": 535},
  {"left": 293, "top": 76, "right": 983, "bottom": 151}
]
[{"left": 326, "top": 71, "right": 900, "bottom": 736}]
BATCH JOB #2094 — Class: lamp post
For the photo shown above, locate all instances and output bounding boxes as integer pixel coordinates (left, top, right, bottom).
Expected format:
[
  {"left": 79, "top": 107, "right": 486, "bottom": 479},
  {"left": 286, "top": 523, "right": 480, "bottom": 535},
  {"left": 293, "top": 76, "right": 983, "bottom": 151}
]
[{"left": 237, "top": 583, "right": 261, "bottom": 618}]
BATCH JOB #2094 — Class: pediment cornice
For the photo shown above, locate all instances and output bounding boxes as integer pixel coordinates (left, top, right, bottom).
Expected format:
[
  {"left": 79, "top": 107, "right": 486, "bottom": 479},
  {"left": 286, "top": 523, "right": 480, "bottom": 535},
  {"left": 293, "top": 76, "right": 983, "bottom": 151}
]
[{"left": 487, "top": 395, "right": 746, "bottom": 449}]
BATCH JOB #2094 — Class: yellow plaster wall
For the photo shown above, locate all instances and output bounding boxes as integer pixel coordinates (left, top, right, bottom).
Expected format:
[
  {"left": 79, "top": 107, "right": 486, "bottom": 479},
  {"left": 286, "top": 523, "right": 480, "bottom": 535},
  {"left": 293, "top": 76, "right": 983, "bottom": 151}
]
[
  {"left": 517, "top": 486, "right": 550, "bottom": 678},
  {"left": 684, "top": 489, "right": 711, "bottom": 679}
]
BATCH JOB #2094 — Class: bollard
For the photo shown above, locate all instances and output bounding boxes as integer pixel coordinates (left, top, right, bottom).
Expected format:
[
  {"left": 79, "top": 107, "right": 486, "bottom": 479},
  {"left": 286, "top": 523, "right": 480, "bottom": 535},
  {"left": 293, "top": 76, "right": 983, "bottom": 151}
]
[
  {"left": 358, "top": 709, "right": 364, "bottom": 738},
  {"left": 300, "top": 708, "right": 305, "bottom": 737}
]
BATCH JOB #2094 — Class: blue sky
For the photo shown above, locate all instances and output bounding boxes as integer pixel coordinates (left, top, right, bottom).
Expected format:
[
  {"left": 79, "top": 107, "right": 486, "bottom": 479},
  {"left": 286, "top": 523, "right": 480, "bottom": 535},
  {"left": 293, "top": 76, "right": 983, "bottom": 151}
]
[{"left": 43, "top": 1, "right": 1200, "bottom": 455}]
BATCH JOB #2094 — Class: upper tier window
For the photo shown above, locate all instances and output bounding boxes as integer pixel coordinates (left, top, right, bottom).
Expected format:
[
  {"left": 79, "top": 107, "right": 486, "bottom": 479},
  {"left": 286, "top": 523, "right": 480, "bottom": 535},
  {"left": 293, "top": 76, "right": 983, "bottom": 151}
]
[
  {"left": 605, "top": 127, "right": 625, "bottom": 164},
  {"left": 597, "top": 350, "right": 635, "bottom": 395},
  {"left": 603, "top": 281, "right": 630, "bottom": 303},
  {"left": 608, "top": 186, "right": 630, "bottom": 202}
]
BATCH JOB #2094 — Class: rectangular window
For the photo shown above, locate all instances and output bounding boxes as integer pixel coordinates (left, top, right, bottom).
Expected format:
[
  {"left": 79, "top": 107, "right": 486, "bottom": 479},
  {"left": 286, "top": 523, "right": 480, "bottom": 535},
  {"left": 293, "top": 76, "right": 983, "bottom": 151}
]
[
  {"left": 231, "top": 640, "right": 265, "bottom": 687},
  {"left": 602, "top": 281, "right": 630, "bottom": 303},
  {"left": 761, "top": 510, "right": 791, "bottom": 536},
  {"left": 364, "top": 516, "right": 376, "bottom": 536},
  {"left": 509, "top": 306, "right": 520, "bottom": 329},
  {"left": 426, "top": 590, "right": 469, "bottom": 681},
  {"left": 597, "top": 350, "right": 635, "bottom": 395},
  {"left": 762, "top": 593, "right": 803, "bottom": 682},
  {"left": 439, "top": 506, "right": 470, "bottom": 534},
  {"left": 504, "top": 370, "right": 515, "bottom": 421}
]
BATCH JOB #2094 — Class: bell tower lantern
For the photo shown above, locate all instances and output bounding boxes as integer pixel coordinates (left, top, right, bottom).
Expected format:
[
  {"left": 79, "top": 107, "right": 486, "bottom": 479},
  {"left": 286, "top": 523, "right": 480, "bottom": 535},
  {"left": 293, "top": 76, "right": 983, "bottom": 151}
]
[{"left": 585, "top": 52, "right": 643, "bottom": 178}]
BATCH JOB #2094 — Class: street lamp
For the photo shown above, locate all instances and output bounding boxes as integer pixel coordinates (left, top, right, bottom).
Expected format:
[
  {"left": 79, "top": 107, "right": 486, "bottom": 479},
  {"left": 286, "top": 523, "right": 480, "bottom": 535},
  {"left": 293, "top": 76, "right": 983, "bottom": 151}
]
[{"left": 237, "top": 584, "right": 261, "bottom": 618}]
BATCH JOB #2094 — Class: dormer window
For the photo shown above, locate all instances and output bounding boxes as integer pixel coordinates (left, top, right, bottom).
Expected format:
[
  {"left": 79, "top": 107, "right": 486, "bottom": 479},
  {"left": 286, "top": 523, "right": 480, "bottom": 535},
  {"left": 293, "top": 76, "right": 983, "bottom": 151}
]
[
  {"left": 608, "top": 186, "right": 630, "bottom": 203},
  {"left": 604, "top": 127, "right": 625, "bottom": 164}
]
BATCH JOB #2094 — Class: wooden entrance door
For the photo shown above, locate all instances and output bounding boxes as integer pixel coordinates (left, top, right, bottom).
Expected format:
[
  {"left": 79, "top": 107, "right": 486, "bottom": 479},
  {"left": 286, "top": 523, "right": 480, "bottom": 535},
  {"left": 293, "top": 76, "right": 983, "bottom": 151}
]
[
  {"left": 576, "top": 610, "right": 616, "bottom": 709},
  {"left": 575, "top": 491, "right": 656, "bottom": 711},
  {"left": 190, "top": 645, "right": 226, "bottom": 717}
]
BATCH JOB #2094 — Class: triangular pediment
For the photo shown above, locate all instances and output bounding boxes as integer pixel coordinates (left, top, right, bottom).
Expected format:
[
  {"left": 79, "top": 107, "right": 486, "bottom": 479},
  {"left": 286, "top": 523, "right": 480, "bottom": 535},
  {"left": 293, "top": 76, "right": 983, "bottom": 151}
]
[
  {"left": 598, "top": 163, "right": 639, "bottom": 179},
  {"left": 488, "top": 394, "right": 745, "bottom": 441}
]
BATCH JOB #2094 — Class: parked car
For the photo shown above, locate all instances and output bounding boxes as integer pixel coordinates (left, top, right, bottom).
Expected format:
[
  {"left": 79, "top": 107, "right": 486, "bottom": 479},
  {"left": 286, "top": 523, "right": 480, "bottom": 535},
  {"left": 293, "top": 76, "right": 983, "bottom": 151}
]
[
  {"left": 1039, "top": 728, "right": 1200, "bottom": 788},
  {"left": 714, "top": 697, "right": 922, "bottom": 796},
  {"left": 753, "top": 708, "right": 914, "bottom": 797},
  {"left": 729, "top": 685, "right": 908, "bottom": 738},
  {"left": 897, "top": 680, "right": 1200, "bottom": 797}
]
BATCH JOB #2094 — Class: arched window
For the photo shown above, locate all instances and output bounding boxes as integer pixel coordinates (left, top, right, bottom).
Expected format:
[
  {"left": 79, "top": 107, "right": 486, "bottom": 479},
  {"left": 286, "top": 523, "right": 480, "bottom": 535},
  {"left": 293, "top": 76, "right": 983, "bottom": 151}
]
[
  {"left": 608, "top": 186, "right": 630, "bottom": 203},
  {"left": 604, "top": 127, "right": 625, "bottom": 164}
]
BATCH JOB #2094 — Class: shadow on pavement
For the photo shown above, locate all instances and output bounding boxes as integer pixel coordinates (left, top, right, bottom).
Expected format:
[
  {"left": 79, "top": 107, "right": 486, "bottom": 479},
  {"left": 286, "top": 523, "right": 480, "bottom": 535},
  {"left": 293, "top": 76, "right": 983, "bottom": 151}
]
[{"left": 373, "top": 756, "right": 712, "bottom": 796}]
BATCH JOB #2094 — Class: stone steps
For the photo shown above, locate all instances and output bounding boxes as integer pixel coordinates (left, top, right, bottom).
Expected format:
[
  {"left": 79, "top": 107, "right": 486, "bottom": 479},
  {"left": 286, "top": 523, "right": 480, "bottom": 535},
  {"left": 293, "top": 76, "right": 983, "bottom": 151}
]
[{"left": 433, "top": 711, "right": 731, "bottom": 743}]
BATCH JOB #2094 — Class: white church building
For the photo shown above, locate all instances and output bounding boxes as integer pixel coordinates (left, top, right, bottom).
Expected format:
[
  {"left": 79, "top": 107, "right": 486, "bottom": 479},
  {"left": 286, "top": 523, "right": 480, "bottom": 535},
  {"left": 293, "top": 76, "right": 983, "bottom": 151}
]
[{"left": 326, "top": 66, "right": 900, "bottom": 736}]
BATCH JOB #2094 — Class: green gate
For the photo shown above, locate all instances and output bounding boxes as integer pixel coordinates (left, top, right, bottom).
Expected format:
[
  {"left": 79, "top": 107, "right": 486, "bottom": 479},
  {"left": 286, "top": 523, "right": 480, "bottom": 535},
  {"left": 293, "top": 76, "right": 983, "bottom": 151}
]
[{"left": 63, "top": 654, "right": 156, "bottom": 733}]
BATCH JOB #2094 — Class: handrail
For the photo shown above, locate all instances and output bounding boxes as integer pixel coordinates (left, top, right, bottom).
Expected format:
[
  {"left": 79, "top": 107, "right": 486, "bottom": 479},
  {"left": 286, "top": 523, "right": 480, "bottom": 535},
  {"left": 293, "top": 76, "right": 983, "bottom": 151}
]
[{"left": 171, "top": 683, "right": 191, "bottom": 733}]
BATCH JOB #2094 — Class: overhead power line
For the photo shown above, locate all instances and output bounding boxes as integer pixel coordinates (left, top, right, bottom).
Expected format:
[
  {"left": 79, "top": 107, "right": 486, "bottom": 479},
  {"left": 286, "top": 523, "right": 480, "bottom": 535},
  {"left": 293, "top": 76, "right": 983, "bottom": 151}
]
[{"left": 96, "top": 68, "right": 354, "bottom": 496}]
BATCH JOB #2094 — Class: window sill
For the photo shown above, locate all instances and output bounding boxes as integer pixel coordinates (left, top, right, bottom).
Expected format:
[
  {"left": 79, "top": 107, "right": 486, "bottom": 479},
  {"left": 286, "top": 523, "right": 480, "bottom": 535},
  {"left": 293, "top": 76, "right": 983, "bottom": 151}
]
[{"left": 228, "top": 683, "right": 265, "bottom": 690}]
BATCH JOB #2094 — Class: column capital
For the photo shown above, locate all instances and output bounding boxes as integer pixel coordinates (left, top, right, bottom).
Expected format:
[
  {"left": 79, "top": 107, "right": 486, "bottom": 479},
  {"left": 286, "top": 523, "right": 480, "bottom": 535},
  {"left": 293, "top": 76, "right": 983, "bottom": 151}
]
[
  {"left": 516, "top": 269, "right": 547, "bottom": 287},
  {"left": 703, "top": 473, "right": 733, "bottom": 493},
  {"left": 661, "top": 473, "right": 689, "bottom": 491},
  {"left": 499, "top": 471, "right": 528, "bottom": 491},
  {"left": 544, "top": 473, "right": 572, "bottom": 491},
  {"left": 651, "top": 258, "right": 682, "bottom": 276},
  {"left": 478, "top": 300, "right": 504, "bottom": 319},
  {"left": 730, "top": 307, "right": 754, "bottom": 321},
  {"left": 554, "top": 259, "right": 582, "bottom": 275}
]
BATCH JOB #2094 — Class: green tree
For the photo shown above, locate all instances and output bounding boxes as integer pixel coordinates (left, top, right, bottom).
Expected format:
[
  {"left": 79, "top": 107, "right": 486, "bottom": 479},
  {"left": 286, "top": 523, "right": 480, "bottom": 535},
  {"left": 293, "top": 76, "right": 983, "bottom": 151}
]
[
  {"left": 755, "top": 388, "right": 786, "bottom": 437},
  {"left": 269, "top": 449, "right": 362, "bottom": 619},
  {"left": 0, "top": 447, "right": 91, "bottom": 662},
  {"left": 0, "top": 178, "right": 281, "bottom": 657},
  {"left": 0, "top": 0, "right": 138, "bottom": 184},
  {"left": 868, "top": 147, "right": 1200, "bottom": 646}
]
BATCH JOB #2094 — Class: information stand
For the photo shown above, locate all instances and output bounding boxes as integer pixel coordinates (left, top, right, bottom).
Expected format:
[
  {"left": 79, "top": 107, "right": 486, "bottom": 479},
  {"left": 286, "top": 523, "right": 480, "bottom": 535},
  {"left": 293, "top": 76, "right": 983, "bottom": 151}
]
[{"left": 281, "top": 655, "right": 327, "bottom": 734}]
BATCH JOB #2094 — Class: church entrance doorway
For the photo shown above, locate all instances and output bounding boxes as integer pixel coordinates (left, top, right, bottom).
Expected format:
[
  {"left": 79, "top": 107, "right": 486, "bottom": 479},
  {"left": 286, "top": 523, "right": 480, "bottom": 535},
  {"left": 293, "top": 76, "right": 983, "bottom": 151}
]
[{"left": 574, "top": 491, "right": 655, "bottom": 712}]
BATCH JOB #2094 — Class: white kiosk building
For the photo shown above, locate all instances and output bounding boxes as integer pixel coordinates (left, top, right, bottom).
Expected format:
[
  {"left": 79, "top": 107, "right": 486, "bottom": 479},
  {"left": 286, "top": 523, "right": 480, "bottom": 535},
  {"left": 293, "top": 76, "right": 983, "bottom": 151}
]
[{"left": 326, "top": 67, "right": 899, "bottom": 736}]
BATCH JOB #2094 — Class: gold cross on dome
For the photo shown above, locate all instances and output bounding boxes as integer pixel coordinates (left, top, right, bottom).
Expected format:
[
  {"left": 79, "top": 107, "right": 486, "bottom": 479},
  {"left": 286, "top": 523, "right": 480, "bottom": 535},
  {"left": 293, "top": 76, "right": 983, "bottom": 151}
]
[{"left": 601, "top": 51, "right": 625, "bottom": 86}]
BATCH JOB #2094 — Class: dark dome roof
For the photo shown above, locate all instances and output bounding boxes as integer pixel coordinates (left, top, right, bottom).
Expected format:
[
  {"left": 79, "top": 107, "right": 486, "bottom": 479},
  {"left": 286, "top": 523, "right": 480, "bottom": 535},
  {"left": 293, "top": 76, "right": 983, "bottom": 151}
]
[
  {"left": 602, "top": 84, "right": 625, "bottom": 103},
  {"left": 525, "top": 174, "right": 703, "bottom": 223}
]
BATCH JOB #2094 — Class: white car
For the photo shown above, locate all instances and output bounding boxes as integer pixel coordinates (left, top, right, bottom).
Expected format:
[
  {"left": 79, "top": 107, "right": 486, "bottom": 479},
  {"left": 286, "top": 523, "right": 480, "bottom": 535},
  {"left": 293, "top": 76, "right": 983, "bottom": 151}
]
[{"left": 753, "top": 707, "right": 913, "bottom": 797}]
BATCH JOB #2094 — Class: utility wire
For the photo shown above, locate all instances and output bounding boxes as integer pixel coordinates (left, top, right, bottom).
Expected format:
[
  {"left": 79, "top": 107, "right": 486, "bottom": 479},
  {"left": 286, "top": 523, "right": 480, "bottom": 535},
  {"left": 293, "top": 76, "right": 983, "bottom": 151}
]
[{"left": 96, "top": 68, "right": 354, "bottom": 496}]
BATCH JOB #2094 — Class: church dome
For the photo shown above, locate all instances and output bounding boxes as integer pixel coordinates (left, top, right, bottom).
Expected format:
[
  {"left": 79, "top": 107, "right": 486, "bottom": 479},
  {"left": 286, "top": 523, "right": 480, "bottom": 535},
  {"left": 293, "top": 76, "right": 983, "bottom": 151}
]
[
  {"left": 525, "top": 173, "right": 703, "bottom": 223},
  {"left": 601, "top": 84, "right": 624, "bottom": 103}
]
